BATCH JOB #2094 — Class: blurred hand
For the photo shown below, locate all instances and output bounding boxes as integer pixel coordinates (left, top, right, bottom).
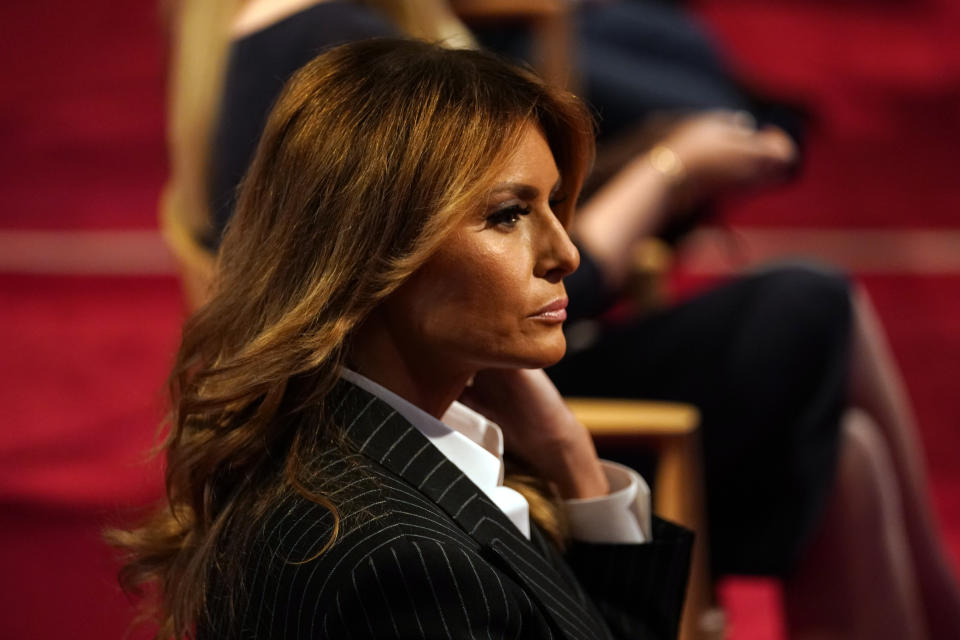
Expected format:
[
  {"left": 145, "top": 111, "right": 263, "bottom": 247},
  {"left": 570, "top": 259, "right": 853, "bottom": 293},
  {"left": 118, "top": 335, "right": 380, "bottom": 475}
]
[
  {"left": 662, "top": 110, "right": 797, "bottom": 203},
  {"left": 459, "top": 368, "right": 609, "bottom": 499}
]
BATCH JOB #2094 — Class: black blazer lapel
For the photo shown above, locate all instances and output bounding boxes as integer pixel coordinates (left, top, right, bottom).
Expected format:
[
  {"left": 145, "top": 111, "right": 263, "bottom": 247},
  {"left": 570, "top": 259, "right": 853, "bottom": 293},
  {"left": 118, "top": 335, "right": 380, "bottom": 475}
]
[{"left": 330, "top": 379, "right": 611, "bottom": 640}]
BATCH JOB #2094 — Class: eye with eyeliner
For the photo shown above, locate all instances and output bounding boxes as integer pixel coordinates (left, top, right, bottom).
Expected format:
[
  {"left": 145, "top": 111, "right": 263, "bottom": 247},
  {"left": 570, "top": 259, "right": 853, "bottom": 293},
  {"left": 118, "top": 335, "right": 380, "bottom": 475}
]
[{"left": 485, "top": 202, "right": 531, "bottom": 228}]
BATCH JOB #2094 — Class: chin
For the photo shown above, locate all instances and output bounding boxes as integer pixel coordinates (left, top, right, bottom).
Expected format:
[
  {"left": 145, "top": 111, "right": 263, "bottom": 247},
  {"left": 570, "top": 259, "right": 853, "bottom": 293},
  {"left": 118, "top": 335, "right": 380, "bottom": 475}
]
[
  {"left": 468, "top": 328, "right": 567, "bottom": 370},
  {"left": 515, "top": 333, "right": 567, "bottom": 369}
]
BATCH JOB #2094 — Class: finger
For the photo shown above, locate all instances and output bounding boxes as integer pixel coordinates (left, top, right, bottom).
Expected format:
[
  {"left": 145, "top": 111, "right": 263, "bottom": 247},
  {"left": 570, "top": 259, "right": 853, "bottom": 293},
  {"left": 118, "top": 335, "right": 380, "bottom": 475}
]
[
  {"left": 759, "top": 126, "right": 797, "bottom": 157},
  {"left": 710, "top": 109, "right": 757, "bottom": 133},
  {"left": 755, "top": 126, "right": 798, "bottom": 164},
  {"left": 730, "top": 110, "right": 758, "bottom": 133}
]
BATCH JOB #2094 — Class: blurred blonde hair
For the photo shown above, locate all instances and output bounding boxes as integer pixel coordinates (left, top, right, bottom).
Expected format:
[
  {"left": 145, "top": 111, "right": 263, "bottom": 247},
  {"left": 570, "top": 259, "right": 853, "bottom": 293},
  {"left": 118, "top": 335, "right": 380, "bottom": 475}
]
[
  {"left": 159, "top": 0, "right": 474, "bottom": 303},
  {"left": 362, "top": 0, "right": 475, "bottom": 47}
]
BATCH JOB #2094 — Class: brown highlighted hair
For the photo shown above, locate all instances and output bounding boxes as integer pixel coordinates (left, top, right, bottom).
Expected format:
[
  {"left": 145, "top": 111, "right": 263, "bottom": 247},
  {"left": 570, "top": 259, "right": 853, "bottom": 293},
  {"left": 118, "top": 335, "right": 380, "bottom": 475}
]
[{"left": 111, "top": 38, "right": 594, "bottom": 639}]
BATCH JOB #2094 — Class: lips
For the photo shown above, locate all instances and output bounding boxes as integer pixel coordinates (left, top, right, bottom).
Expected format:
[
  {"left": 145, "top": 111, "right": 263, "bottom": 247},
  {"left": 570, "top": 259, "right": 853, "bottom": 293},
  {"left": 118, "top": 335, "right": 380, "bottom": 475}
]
[{"left": 529, "top": 296, "right": 568, "bottom": 322}]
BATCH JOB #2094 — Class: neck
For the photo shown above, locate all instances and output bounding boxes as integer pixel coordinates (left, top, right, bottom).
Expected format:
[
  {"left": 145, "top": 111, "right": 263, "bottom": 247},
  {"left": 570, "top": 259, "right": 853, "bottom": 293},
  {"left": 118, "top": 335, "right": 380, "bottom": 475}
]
[{"left": 349, "top": 313, "right": 473, "bottom": 419}]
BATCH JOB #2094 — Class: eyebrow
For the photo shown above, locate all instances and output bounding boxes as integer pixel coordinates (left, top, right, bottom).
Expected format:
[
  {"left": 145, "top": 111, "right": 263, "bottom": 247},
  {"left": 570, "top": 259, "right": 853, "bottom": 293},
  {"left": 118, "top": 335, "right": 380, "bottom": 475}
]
[{"left": 487, "top": 178, "right": 564, "bottom": 200}]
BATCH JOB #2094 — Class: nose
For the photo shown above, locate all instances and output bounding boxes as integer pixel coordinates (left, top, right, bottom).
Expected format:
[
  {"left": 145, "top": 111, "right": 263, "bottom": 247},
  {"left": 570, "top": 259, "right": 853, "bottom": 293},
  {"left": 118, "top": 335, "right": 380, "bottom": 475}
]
[{"left": 535, "top": 211, "right": 580, "bottom": 284}]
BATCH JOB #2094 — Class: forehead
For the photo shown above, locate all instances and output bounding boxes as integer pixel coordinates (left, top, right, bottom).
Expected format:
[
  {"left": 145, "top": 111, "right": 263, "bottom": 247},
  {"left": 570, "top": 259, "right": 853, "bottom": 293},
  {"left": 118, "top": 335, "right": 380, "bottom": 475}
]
[{"left": 490, "top": 123, "right": 560, "bottom": 190}]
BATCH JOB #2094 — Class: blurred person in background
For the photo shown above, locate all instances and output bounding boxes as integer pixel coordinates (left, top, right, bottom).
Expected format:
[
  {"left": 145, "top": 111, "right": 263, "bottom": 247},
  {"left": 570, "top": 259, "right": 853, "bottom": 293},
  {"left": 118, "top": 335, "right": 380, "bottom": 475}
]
[{"left": 157, "top": 0, "right": 960, "bottom": 638}]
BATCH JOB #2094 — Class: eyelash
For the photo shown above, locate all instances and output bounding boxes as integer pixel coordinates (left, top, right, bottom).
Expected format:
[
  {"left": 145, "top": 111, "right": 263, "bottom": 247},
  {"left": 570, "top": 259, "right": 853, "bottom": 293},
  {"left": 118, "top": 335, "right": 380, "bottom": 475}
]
[
  {"left": 486, "top": 204, "right": 531, "bottom": 228},
  {"left": 485, "top": 196, "right": 568, "bottom": 229}
]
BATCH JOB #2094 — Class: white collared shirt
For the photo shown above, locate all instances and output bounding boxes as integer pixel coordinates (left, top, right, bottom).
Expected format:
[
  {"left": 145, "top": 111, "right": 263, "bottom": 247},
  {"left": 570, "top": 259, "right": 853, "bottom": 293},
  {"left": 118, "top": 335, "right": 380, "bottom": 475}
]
[{"left": 341, "top": 369, "right": 651, "bottom": 543}]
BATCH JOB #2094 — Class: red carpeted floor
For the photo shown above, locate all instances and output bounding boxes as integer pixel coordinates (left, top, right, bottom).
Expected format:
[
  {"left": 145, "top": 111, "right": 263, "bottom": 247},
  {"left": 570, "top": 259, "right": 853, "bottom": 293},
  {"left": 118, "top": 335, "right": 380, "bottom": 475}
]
[
  {"left": 1, "top": 1, "right": 958, "bottom": 638},
  {"left": 0, "top": 275, "right": 178, "bottom": 639}
]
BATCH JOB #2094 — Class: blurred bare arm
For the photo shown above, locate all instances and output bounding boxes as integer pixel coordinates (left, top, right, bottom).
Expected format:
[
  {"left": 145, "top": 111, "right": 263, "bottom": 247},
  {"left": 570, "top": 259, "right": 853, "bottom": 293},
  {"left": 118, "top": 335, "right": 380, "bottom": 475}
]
[{"left": 573, "top": 110, "right": 797, "bottom": 289}]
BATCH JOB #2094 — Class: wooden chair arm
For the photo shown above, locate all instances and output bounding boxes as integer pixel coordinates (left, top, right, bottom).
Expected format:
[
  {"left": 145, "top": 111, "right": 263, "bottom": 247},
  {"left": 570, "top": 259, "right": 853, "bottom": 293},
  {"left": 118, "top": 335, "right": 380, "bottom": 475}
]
[
  {"left": 159, "top": 188, "right": 216, "bottom": 310},
  {"left": 566, "top": 397, "right": 698, "bottom": 438}
]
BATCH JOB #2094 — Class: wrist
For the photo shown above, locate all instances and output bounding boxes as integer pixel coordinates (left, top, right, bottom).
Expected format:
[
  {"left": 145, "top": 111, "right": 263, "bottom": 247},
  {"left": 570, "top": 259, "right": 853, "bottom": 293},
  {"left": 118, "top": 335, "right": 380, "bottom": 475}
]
[
  {"left": 647, "top": 145, "right": 687, "bottom": 186},
  {"left": 539, "top": 437, "right": 610, "bottom": 500},
  {"left": 646, "top": 145, "right": 698, "bottom": 212}
]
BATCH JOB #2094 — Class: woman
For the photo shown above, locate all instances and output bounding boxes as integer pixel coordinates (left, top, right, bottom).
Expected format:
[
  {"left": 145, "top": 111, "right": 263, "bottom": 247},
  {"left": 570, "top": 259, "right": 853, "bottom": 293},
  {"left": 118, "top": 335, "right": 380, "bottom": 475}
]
[
  {"left": 163, "top": 3, "right": 960, "bottom": 639},
  {"left": 117, "top": 39, "right": 692, "bottom": 639}
]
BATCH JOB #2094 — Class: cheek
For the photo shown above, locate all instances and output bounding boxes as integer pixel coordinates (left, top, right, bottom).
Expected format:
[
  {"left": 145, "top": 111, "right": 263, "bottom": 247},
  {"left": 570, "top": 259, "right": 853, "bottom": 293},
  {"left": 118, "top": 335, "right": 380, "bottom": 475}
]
[
  {"left": 415, "top": 245, "right": 528, "bottom": 340},
  {"left": 386, "top": 232, "right": 566, "bottom": 368}
]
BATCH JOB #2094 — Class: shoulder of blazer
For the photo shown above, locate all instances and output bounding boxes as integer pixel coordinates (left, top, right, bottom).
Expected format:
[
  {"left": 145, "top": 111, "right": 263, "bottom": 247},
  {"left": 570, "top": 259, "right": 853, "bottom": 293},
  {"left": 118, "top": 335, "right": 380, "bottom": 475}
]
[
  {"left": 205, "top": 380, "right": 687, "bottom": 640},
  {"left": 265, "top": 379, "right": 617, "bottom": 640}
]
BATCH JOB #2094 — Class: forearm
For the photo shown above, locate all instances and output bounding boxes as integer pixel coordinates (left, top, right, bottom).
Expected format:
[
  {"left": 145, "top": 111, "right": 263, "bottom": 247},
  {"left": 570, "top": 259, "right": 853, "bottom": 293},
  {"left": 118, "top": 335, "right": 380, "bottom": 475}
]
[{"left": 573, "top": 153, "right": 679, "bottom": 290}]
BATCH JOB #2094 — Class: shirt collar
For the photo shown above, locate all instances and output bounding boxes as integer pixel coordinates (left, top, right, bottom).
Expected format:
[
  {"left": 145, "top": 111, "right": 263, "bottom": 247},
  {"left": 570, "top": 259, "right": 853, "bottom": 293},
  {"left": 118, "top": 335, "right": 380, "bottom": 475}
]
[{"left": 339, "top": 367, "right": 506, "bottom": 493}]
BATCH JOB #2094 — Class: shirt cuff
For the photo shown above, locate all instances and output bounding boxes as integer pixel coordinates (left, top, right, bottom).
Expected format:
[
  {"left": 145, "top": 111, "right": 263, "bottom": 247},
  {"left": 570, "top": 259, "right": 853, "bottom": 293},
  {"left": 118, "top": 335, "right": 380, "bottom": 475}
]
[{"left": 564, "top": 460, "right": 652, "bottom": 543}]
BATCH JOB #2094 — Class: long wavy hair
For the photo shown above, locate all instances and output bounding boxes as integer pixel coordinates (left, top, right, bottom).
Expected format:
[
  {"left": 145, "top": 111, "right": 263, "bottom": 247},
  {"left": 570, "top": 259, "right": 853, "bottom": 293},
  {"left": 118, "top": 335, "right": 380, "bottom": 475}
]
[{"left": 112, "top": 38, "right": 594, "bottom": 639}]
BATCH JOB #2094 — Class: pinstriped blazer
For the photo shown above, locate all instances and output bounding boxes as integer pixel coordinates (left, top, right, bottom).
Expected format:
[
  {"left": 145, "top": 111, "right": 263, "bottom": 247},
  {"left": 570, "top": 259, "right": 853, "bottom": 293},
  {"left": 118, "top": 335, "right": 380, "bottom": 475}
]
[{"left": 203, "top": 379, "right": 693, "bottom": 639}]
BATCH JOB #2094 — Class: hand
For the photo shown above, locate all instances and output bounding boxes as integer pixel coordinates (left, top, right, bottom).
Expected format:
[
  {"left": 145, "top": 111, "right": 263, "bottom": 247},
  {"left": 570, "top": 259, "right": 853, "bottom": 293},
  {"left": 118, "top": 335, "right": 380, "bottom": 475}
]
[
  {"left": 459, "top": 368, "right": 609, "bottom": 499},
  {"left": 661, "top": 110, "right": 797, "bottom": 204}
]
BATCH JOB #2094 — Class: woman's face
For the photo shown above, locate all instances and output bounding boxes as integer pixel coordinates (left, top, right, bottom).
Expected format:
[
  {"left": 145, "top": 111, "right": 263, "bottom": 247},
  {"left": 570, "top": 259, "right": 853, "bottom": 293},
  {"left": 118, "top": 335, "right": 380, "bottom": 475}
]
[{"left": 383, "top": 122, "right": 579, "bottom": 376}]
